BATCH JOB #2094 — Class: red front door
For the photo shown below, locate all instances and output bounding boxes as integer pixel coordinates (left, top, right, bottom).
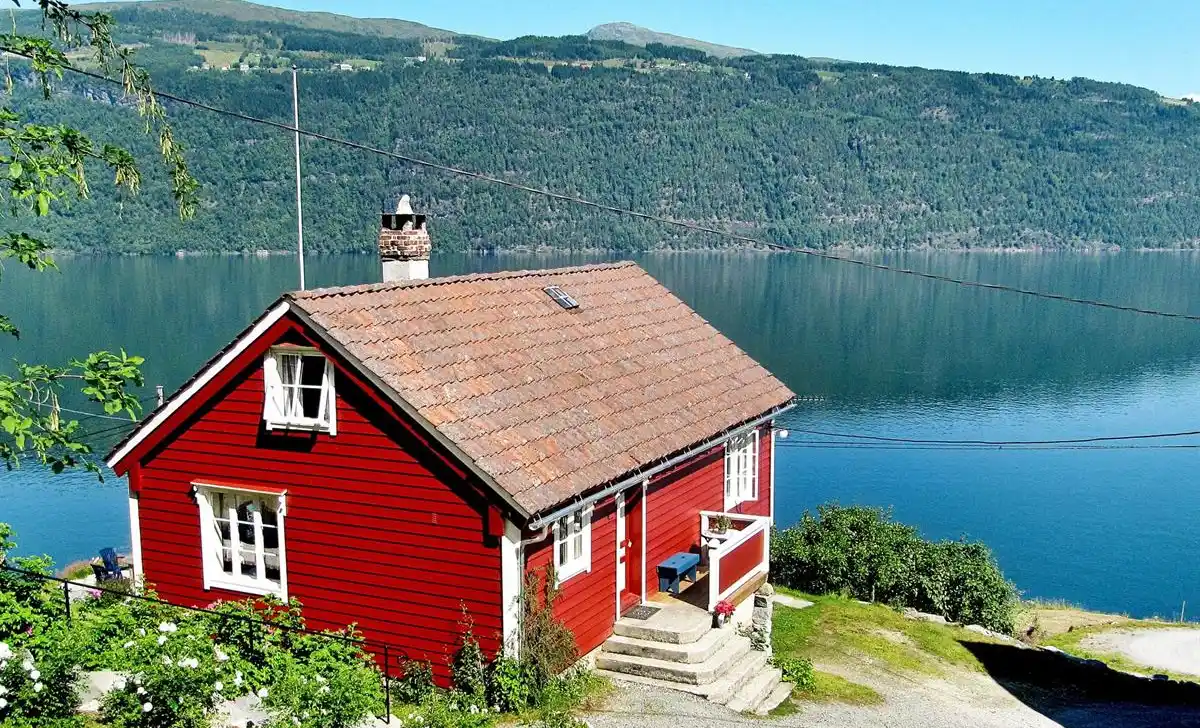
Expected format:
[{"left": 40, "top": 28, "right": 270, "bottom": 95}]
[{"left": 620, "top": 486, "right": 644, "bottom": 613}]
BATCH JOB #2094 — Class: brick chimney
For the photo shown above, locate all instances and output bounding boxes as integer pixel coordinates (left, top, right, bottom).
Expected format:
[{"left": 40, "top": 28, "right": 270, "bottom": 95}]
[{"left": 379, "top": 195, "right": 431, "bottom": 282}]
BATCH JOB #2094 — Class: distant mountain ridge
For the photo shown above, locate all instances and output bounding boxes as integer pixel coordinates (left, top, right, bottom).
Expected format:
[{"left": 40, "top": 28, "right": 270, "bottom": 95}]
[
  {"left": 77, "top": 0, "right": 458, "bottom": 39},
  {"left": 586, "top": 21, "right": 756, "bottom": 58}
]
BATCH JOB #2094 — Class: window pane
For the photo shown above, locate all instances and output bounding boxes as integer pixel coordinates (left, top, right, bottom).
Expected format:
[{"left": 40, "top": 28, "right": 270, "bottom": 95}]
[
  {"left": 300, "top": 356, "right": 326, "bottom": 387},
  {"left": 300, "top": 386, "right": 323, "bottom": 419},
  {"left": 239, "top": 546, "right": 257, "bottom": 578},
  {"left": 278, "top": 354, "right": 300, "bottom": 386}
]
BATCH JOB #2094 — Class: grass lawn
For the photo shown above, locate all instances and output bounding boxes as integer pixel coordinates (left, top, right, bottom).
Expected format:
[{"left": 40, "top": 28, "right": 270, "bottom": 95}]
[{"left": 771, "top": 590, "right": 1011, "bottom": 706}]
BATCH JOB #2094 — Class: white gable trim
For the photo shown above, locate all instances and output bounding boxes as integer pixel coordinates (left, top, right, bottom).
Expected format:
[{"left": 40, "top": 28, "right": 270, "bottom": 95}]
[{"left": 106, "top": 301, "right": 292, "bottom": 470}]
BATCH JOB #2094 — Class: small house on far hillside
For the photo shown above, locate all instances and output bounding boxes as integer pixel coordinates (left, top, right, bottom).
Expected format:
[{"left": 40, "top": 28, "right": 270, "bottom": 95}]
[{"left": 106, "top": 196, "right": 795, "bottom": 684}]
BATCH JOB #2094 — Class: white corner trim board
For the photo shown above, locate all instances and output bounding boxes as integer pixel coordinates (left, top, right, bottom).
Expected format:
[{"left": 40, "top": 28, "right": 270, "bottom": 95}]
[
  {"left": 106, "top": 301, "right": 292, "bottom": 470},
  {"left": 127, "top": 492, "right": 144, "bottom": 580},
  {"left": 501, "top": 520, "right": 521, "bottom": 656}
]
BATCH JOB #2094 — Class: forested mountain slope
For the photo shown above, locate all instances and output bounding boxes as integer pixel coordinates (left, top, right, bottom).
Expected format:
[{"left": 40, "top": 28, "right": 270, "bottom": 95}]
[{"left": 12, "top": 2, "right": 1200, "bottom": 254}]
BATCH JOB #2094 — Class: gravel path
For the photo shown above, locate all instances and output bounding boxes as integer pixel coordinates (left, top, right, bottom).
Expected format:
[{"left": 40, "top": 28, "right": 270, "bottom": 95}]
[
  {"left": 583, "top": 659, "right": 1200, "bottom": 728},
  {"left": 1082, "top": 629, "right": 1200, "bottom": 677}
]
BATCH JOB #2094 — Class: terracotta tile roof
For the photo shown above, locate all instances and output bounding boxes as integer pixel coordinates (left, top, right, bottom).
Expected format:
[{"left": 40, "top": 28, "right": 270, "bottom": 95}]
[{"left": 287, "top": 262, "right": 794, "bottom": 515}]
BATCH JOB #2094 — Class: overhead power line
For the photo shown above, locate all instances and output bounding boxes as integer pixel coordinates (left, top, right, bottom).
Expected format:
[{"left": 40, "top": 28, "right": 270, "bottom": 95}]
[
  {"left": 8, "top": 47, "right": 1200, "bottom": 323},
  {"left": 776, "top": 441, "right": 1200, "bottom": 452},
  {"left": 786, "top": 427, "right": 1200, "bottom": 446}
]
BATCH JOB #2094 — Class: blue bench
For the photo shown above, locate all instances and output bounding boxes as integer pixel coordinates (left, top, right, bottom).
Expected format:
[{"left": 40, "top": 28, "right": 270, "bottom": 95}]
[{"left": 657, "top": 552, "right": 700, "bottom": 595}]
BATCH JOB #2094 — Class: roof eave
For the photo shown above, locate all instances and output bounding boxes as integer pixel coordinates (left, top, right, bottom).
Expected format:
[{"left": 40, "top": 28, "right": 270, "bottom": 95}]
[
  {"left": 525, "top": 398, "right": 796, "bottom": 530},
  {"left": 106, "top": 299, "right": 293, "bottom": 473}
]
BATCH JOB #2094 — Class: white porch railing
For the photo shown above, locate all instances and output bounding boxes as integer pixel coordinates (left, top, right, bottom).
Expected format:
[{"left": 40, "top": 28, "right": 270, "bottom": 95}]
[{"left": 700, "top": 511, "right": 771, "bottom": 611}]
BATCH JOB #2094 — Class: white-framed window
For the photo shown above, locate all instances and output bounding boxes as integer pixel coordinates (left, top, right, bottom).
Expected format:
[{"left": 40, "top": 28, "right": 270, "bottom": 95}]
[
  {"left": 195, "top": 484, "right": 288, "bottom": 598},
  {"left": 724, "top": 430, "right": 759, "bottom": 509},
  {"left": 553, "top": 506, "right": 593, "bottom": 584},
  {"left": 263, "top": 347, "right": 336, "bottom": 434}
]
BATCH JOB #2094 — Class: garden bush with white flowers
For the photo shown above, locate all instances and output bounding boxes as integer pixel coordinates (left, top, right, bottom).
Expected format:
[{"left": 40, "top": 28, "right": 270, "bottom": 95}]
[{"left": 1, "top": 523, "right": 604, "bottom": 727}]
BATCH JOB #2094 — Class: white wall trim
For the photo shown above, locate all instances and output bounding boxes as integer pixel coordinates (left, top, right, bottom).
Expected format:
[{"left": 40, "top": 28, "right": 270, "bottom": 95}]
[
  {"left": 640, "top": 479, "right": 647, "bottom": 604},
  {"left": 501, "top": 520, "right": 522, "bottom": 656},
  {"left": 127, "top": 492, "right": 143, "bottom": 581},
  {"left": 107, "top": 301, "right": 292, "bottom": 470},
  {"left": 769, "top": 423, "right": 777, "bottom": 524},
  {"left": 614, "top": 491, "right": 626, "bottom": 621}
]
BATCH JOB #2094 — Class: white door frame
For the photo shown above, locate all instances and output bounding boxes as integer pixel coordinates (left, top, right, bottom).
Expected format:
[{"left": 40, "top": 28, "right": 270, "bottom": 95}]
[{"left": 614, "top": 491, "right": 626, "bottom": 620}]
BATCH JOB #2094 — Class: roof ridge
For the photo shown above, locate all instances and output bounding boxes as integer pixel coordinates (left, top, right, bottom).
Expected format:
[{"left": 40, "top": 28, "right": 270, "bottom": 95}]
[{"left": 287, "top": 261, "right": 639, "bottom": 300}]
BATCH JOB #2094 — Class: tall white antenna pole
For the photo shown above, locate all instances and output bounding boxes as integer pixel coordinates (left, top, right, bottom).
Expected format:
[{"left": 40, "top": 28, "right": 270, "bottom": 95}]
[{"left": 291, "top": 64, "right": 306, "bottom": 290}]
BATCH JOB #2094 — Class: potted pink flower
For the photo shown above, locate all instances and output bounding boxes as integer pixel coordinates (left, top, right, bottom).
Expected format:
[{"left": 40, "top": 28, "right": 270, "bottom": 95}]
[{"left": 713, "top": 599, "right": 735, "bottom": 628}]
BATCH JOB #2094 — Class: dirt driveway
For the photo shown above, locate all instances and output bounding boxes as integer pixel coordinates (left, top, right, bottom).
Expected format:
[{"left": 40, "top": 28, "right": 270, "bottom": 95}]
[{"left": 585, "top": 650, "right": 1200, "bottom": 728}]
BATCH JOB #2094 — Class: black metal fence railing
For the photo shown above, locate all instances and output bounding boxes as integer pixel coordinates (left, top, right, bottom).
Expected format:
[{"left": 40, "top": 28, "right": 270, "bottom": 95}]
[{"left": 0, "top": 563, "right": 405, "bottom": 718}]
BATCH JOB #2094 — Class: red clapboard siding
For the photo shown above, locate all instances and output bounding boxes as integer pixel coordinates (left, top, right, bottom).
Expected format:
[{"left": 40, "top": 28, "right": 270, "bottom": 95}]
[
  {"left": 718, "top": 530, "right": 765, "bottom": 594},
  {"left": 643, "top": 448, "right": 724, "bottom": 599},
  {"left": 136, "top": 318, "right": 501, "bottom": 683},
  {"left": 524, "top": 497, "right": 618, "bottom": 657},
  {"left": 730, "top": 426, "right": 772, "bottom": 519}
]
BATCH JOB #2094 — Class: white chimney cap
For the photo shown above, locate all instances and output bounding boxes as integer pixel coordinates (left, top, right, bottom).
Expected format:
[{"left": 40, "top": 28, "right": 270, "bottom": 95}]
[{"left": 395, "top": 195, "right": 414, "bottom": 215}]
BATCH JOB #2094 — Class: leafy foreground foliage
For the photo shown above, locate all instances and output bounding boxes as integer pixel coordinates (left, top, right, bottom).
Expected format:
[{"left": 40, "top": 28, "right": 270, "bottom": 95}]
[
  {"left": 0, "top": 525, "right": 601, "bottom": 728},
  {"left": 771, "top": 504, "right": 1018, "bottom": 632},
  {"left": 0, "top": 0, "right": 198, "bottom": 474}
]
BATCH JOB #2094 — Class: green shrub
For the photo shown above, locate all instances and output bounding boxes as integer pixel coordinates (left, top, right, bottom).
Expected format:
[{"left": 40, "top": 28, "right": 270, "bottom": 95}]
[
  {"left": 0, "top": 623, "right": 87, "bottom": 725},
  {"left": 486, "top": 655, "right": 532, "bottom": 712},
  {"left": 916, "top": 540, "right": 1017, "bottom": 634},
  {"left": 262, "top": 634, "right": 382, "bottom": 728},
  {"left": 451, "top": 609, "right": 486, "bottom": 698},
  {"left": 392, "top": 658, "right": 435, "bottom": 705},
  {"left": 519, "top": 570, "right": 578, "bottom": 692},
  {"left": 201, "top": 595, "right": 305, "bottom": 686},
  {"left": 770, "top": 654, "right": 814, "bottom": 690},
  {"left": 530, "top": 670, "right": 601, "bottom": 728},
  {"left": 100, "top": 618, "right": 229, "bottom": 728},
  {"left": 401, "top": 690, "right": 494, "bottom": 728},
  {"left": 771, "top": 504, "right": 1017, "bottom": 632}
]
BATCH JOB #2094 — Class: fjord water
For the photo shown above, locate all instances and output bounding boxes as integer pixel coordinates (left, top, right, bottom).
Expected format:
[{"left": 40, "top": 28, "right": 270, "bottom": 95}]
[{"left": 3, "top": 252, "right": 1200, "bottom": 618}]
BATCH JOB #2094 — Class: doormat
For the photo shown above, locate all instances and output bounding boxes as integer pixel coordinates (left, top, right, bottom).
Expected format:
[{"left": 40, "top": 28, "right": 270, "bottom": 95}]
[{"left": 624, "top": 605, "right": 660, "bottom": 621}]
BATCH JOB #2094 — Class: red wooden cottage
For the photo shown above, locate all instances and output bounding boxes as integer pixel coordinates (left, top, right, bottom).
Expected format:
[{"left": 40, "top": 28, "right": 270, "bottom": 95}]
[{"left": 106, "top": 201, "right": 795, "bottom": 678}]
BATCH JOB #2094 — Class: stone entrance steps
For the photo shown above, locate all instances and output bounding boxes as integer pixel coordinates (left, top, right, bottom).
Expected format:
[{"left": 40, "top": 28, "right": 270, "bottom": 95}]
[{"left": 595, "top": 606, "right": 790, "bottom": 715}]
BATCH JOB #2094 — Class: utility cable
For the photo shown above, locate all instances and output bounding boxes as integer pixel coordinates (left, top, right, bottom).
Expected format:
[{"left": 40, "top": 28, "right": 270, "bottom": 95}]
[
  {"left": 5, "top": 46, "right": 1200, "bottom": 323},
  {"left": 784, "top": 427, "right": 1200, "bottom": 446}
]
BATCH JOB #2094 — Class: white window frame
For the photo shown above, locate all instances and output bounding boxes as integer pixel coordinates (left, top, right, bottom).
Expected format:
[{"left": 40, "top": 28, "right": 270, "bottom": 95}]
[
  {"left": 552, "top": 505, "right": 593, "bottom": 584},
  {"left": 262, "top": 346, "right": 337, "bottom": 435},
  {"left": 724, "top": 430, "right": 759, "bottom": 510},
  {"left": 194, "top": 483, "right": 288, "bottom": 599}
]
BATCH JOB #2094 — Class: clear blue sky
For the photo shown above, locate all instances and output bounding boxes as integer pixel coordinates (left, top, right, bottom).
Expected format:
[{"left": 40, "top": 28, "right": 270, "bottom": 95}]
[{"left": 134, "top": 0, "right": 1200, "bottom": 96}]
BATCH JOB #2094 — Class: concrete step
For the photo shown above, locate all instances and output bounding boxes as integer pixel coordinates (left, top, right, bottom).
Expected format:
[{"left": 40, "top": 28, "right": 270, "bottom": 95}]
[
  {"left": 601, "top": 626, "right": 734, "bottom": 664},
  {"left": 753, "top": 681, "right": 795, "bottom": 716},
  {"left": 595, "top": 634, "right": 751, "bottom": 685},
  {"left": 701, "top": 649, "right": 771, "bottom": 704},
  {"left": 724, "top": 666, "right": 783, "bottom": 713},
  {"left": 613, "top": 608, "right": 711, "bottom": 645}
]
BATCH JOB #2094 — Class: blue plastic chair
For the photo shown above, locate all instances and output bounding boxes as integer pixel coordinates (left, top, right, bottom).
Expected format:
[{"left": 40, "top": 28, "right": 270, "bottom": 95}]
[{"left": 95, "top": 547, "right": 123, "bottom": 582}]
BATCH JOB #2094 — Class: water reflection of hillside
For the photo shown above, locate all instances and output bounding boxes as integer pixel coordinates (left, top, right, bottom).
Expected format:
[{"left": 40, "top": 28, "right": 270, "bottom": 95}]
[
  {"left": 643, "top": 251, "right": 1200, "bottom": 409},
  {"left": 5, "top": 252, "right": 1200, "bottom": 413}
]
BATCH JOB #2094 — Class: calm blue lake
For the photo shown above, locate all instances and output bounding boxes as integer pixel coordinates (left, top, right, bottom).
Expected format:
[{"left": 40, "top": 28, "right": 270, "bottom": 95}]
[{"left": 3, "top": 252, "right": 1199, "bottom": 619}]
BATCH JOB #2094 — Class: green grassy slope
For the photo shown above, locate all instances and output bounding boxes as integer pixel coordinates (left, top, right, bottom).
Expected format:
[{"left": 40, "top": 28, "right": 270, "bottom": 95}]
[{"left": 77, "top": 0, "right": 457, "bottom": 39}]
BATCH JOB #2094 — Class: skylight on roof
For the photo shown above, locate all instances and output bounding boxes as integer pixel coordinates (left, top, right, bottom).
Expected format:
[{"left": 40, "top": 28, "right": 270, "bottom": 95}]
[{"left": 544, "top": 286, "right": 579, "bottom": 310}]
